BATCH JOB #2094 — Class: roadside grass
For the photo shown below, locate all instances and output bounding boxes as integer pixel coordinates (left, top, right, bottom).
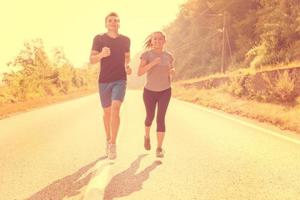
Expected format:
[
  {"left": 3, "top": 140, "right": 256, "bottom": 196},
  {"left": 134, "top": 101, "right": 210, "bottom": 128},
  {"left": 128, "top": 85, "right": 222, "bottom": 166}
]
[{"left": 173, "top": 84, "right": 300, "bottom": 134}]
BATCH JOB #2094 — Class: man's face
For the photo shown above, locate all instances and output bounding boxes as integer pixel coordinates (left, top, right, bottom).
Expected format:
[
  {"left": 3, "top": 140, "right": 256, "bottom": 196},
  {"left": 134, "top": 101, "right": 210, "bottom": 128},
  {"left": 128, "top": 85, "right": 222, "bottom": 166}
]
[{"left": 105, "top": 16, "right": 120, "bottom": 31}]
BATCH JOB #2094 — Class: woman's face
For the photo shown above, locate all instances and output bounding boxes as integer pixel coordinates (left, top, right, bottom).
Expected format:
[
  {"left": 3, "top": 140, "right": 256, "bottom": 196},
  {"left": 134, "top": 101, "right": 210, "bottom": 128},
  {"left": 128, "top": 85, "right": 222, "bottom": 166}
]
[{"left": 151, "top": 32, "right": 165, "bottom": 49}]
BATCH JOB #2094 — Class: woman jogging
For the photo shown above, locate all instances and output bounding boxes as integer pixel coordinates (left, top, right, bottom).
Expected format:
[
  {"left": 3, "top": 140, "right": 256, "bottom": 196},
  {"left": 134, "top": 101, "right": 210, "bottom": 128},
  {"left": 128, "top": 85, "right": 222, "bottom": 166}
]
[{"left": 137, "top": 31, "right": 175, "bottom": 158}]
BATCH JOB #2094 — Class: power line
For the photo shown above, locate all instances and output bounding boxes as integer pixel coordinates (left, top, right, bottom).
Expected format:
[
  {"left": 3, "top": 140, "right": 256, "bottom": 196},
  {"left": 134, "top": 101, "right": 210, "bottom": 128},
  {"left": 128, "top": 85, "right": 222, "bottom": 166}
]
[
  {"left": 171, "top": 31, "right": 221, "bottom": 52},
  {"left": 170, "top": 1, "right": 236, "bottom": 73}
]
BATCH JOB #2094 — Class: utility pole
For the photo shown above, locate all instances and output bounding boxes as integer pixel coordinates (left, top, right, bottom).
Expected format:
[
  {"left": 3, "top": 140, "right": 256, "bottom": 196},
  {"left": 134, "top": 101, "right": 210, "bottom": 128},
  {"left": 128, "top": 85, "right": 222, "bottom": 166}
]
[
  {"left": 221, "top": 11, "right": 226, "bottom": 74},
  {"left": 226, "top": 28, "right": 233, "bottom": 65}
]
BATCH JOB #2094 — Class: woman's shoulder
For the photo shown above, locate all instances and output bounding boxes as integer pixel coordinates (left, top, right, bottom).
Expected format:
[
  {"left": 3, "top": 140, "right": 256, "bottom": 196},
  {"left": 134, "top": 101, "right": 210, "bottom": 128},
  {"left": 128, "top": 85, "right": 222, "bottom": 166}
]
[
  {"left": 163, "top": 51, "right": 174, "bottom": 60},
  {"left": 143, "top": 50, "right": 152, "bottom": 54},
  {"left": 163, "top": 51, "right": 173, "bottom": 57},
  {"left": 140, "top": 50, "right": 152, "bottom": 58}
]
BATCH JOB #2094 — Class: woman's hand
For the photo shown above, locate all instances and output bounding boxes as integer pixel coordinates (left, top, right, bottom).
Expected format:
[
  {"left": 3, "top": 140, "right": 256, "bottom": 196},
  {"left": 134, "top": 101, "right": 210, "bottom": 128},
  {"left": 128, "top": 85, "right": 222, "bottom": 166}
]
[
  {"left": 137, "top": 57, "right": 160, "bottom": 76},
  {"left": 150, "top": 57, "right": 161, "bottom": 66},
  {"left": 169, "top": 66, "right": 175, "bottom": 75},
  {"left": 169, "top": 66, "right": 175, "bottom": 81},
  {"left": 170, "top": 68, "right": 175, "bottom": 75}
]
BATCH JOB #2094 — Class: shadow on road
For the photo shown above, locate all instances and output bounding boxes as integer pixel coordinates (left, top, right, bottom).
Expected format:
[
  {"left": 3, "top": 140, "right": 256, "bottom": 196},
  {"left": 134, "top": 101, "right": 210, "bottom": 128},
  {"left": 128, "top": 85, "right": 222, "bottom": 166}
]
[
  {"left": 103, "top": 154, "right": 162, "bottom": 200},
  {"left": 26, "top": 155, "right": 107, "bottom": 200}
]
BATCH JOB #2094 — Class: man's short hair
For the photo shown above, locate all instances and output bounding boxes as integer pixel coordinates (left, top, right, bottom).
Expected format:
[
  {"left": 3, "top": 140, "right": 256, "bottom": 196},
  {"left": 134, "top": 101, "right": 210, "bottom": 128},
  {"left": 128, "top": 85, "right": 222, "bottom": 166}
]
[{"left": 105, "top": 12, "right": 119, "bottom": 22}]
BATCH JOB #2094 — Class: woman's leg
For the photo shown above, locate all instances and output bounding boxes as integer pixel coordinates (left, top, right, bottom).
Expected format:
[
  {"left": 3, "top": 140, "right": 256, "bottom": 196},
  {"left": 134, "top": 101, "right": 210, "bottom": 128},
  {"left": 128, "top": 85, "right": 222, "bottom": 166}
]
[
  {"left": 156, "top": 88, "right": 171, "bottom": 149},
  {"left": 143, "top": 88, "right": 157, "bottom": 137},
  {"left": 143, "top": 88, "right": 157, "bottom": 150}
]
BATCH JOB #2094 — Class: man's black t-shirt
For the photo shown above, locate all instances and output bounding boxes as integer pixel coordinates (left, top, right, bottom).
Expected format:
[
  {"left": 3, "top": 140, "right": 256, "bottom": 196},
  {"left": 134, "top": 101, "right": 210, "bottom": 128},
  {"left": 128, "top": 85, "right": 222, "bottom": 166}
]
[{"left": 91, "top": 33, "right": 130, "bottom": 83}]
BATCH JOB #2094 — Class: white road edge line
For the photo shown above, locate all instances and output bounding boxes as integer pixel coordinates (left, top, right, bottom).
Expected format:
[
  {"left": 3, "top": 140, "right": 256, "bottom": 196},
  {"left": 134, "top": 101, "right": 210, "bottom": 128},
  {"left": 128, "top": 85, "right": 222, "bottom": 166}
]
[
  {"left": 83, "top": 160, "right": 112, "bottom": 200},
  {"left": 174, "top": 98, "right": 300, "bottom": 145}
]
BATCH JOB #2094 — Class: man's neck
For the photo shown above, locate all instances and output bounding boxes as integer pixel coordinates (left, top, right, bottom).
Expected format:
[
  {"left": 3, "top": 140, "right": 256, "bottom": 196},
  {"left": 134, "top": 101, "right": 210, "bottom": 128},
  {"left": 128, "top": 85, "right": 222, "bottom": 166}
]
[{"left": 106, "top": 31, "right": 119, "bottom": 38}]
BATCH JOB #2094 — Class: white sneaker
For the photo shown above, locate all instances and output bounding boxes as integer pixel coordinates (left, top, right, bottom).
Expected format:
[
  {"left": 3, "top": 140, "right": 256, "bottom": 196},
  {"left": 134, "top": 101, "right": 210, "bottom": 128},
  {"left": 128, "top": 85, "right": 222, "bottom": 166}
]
[
  {"left": 156, "top": 147, "right": 164, "bottom": 158},
  {"left": 108, "top": 144, "right": 117, "bottom": 160}
]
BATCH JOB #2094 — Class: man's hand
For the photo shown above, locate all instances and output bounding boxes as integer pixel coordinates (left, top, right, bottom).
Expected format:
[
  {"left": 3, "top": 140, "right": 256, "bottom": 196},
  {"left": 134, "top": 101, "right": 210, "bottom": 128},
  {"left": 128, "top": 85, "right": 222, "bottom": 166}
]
[
  {"left": 125, "top": 65, "right": 132, "bottom": 75},
  {"left": 100, "top": 47, "right": 111, "bottom": 58}
]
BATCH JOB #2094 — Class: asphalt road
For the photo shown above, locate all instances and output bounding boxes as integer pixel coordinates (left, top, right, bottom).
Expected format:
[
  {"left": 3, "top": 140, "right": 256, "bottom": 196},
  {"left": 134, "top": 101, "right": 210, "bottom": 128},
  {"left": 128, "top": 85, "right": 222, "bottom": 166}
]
[{"left": 1, "top": 90, "right": 300, "bottom": 200}]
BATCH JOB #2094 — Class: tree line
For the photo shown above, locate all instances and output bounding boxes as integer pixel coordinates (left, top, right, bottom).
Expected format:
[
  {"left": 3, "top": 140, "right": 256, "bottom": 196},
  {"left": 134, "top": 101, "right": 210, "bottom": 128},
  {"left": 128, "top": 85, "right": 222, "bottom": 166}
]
[
  {"left": 164, "top": 0, "right": 300, "bottom": 79},
  {"left": 0, "top": 39, "right": 98, "bottom": 104}
]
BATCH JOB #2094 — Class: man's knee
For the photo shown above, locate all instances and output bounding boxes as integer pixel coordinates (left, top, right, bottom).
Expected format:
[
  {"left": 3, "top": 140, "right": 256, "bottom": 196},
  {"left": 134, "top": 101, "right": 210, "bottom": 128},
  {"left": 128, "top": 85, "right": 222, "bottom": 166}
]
[
  {"left": 103, "top": 107, "right": 111, "bottom": 118},
  {"left": 111, "top": 101, "right": 121, "bottom": 117}
]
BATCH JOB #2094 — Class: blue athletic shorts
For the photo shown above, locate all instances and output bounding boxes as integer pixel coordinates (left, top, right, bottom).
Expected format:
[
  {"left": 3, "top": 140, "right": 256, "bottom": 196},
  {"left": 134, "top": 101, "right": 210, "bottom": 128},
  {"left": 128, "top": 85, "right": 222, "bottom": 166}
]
[{"left": 99, "top": 80, "right": 127, "bottom": 108}]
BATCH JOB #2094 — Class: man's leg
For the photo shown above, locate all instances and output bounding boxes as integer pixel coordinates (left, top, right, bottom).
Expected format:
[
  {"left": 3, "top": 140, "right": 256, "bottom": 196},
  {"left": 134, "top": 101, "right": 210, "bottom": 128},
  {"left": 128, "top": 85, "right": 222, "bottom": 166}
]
[
  {"left": 99, "top": 82, "right": 112, "bottom": 156},
  {"left": 103, "top": 107, "right": 111, "bottom": 142},
  {"left": 110, "top": 100, "right": 122, "bottom": 144},
  {"left": 108, "top": 80, "right": 126, "bottom": 159},
  {"left": 110, "top": 80, "right": 126, "bottom": 144}
]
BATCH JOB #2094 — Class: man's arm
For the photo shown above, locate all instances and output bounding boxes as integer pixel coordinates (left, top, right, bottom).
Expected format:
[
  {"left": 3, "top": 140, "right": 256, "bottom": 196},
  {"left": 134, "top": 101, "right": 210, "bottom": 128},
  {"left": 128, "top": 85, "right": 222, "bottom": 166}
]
[
  {"left": 125, "top": 52, "right": 130, "bottom": 65},
  {"left": 89, "top": 47, "right": 110, "bottom": 64},
  {"left": 89, "top": 50, "right": 101, "bottom": 64},
  {"left": 125, "top": 52, "right": 132, "bottom": 75}
]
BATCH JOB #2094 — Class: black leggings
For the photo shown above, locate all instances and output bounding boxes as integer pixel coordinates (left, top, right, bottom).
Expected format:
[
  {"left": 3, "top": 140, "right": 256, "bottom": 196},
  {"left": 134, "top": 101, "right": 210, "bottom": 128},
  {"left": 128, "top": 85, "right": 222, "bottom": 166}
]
[{"left": 143, "top": 87, "right": 171, "bottom": 132}]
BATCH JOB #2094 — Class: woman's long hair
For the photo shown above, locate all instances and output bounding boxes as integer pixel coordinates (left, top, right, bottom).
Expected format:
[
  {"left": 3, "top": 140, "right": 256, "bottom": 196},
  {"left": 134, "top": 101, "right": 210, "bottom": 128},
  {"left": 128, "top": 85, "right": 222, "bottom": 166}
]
[{"left": 144, "top": 31, "right": 166, "bottom": 50}]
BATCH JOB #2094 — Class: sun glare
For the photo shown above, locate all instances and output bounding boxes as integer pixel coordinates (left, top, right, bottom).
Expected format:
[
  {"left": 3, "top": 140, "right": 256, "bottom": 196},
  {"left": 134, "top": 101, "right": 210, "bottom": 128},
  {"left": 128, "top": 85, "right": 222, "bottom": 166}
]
[{"left": 0, "top": 0, "right": 186, "bottom": 68}]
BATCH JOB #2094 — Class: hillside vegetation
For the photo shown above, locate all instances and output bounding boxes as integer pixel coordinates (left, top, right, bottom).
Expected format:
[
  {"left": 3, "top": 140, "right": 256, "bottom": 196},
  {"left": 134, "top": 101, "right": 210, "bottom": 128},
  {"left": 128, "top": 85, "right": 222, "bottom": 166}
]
[
  {"left": 0, "top": 39, "right": 98, "bottom": 105},
  {"left": 164, "top": 0, "right": 300, "bottom": 79}
]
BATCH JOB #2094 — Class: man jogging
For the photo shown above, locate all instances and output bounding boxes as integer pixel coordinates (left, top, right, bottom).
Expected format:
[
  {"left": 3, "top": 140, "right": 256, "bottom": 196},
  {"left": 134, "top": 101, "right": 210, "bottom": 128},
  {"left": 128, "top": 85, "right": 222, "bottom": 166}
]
[{"left": 90, "top": 12, "right": 131, "bottom": 160}]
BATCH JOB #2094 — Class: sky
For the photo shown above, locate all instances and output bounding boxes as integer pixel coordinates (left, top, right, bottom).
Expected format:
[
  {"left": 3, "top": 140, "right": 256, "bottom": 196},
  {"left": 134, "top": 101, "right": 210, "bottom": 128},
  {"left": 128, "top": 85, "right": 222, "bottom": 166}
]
[{"left": 0, "top": 0, "right": 187, "bottom": 72}]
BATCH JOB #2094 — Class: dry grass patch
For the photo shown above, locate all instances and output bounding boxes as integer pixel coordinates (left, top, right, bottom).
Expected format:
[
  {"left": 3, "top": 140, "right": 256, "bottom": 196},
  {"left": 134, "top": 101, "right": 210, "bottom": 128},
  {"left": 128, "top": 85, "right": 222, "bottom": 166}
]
[
  {"left": 173, "top": 85, "right": 300, "bottom": 134},
  {"left": 0, "top": 89, "right": 97, "bottom": 119}
]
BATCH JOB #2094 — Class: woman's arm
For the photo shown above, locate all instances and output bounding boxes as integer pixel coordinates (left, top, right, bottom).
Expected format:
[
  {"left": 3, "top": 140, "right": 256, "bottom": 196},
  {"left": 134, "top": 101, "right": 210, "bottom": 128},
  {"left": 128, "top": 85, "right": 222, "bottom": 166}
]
[
  {"left": 169, "top": 58, "right": 175, "bottom": 80},
  {"left": 137, "top": 57, "right": 161, "bottom": 76}
]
